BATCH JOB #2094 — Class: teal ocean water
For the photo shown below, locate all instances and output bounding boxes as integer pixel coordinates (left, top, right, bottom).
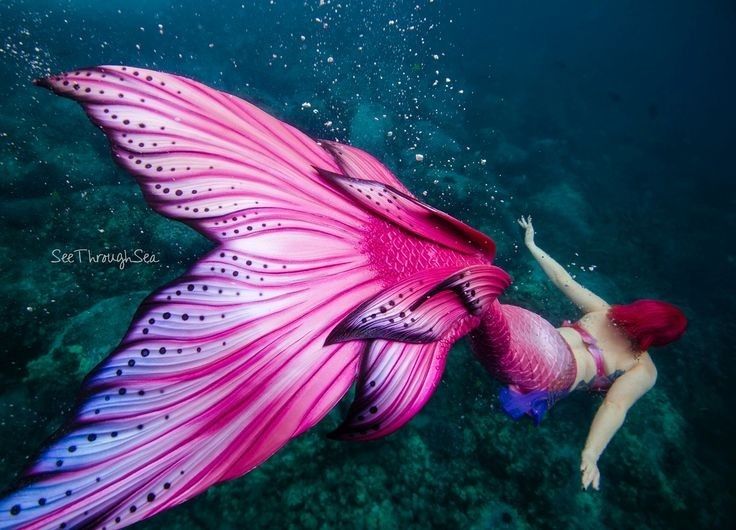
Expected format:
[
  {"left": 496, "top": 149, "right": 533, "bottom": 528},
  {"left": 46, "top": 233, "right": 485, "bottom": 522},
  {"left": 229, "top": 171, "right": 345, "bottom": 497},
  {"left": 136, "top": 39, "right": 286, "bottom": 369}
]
[{"left": 0, "top": 1, "right": 734, "bottom": 528}]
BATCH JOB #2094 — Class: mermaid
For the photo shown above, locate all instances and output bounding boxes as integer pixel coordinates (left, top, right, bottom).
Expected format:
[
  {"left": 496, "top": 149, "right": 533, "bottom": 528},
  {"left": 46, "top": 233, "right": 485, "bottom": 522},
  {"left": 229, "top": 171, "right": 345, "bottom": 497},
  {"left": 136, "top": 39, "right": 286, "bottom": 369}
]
[
  {"left": 497, "top": 216, "right": 687, "bottom": 490},
  {"left": 0, "top": 66, "right": 686, "bottom": 529}
]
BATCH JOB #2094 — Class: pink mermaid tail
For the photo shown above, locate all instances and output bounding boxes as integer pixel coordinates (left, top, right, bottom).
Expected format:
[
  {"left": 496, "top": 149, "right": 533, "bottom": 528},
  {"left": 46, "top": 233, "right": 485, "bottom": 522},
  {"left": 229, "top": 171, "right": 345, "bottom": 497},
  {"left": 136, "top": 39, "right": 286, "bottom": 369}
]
[
  {"left": 0, "top": 66, "right": 510, "bottom": 529},
  {"left": 470, "top": 302, "right": 578, "bottom": 423}
]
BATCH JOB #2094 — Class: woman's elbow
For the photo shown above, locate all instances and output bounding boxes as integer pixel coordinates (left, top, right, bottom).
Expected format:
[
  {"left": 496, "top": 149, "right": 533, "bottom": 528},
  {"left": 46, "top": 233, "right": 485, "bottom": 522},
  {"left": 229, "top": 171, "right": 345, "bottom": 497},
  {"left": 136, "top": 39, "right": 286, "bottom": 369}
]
[
  {"left": 600, "top": 398, "right": 629, "bottom": 419},
  {"left": 647, "top": 365, "right": 658, "bottom": 387}
]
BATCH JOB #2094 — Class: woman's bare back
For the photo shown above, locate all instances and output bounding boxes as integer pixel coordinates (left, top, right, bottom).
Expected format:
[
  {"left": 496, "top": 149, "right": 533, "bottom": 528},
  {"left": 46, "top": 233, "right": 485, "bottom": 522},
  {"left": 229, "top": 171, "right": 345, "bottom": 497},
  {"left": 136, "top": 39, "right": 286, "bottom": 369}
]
[{"left": 560, "top": 310, "right": 649, "bottom": 388}]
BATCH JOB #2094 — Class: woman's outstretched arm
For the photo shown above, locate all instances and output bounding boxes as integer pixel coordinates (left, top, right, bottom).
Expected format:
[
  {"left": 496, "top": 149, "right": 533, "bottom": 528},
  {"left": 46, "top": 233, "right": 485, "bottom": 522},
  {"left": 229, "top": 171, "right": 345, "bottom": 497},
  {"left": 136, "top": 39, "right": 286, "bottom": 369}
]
[
  {"left": 580, "top": 357, "right": 657, "bottom": 490},
  {"left": 518, "top": 216, "right": 610, "bottom": 313}
]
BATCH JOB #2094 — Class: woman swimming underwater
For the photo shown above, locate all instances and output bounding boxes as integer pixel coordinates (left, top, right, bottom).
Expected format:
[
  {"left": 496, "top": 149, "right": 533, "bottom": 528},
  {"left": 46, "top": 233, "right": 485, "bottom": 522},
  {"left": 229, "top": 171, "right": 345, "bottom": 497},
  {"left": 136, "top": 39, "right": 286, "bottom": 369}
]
[
  {"left": 508, "top": 216, "right": 686, "bottom": 490},
  {"left": 0, "top": 66, "right": 686, "bottom": 529}
]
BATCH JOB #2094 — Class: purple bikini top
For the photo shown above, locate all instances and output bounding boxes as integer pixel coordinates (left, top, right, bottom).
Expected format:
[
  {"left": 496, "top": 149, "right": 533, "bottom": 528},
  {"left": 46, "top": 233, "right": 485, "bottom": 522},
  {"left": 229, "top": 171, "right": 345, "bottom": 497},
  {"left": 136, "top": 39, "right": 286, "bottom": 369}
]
[{"left": 561, "top": 320, "right": 621, "bottom": 392}]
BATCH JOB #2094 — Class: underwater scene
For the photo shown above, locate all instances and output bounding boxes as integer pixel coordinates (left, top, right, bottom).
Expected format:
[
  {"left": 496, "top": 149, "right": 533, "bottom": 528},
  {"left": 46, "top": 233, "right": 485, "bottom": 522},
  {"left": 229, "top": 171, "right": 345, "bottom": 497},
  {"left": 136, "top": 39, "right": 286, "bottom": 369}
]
[{"left": 0, "top": 1, "right": 734, "bottom": 528}]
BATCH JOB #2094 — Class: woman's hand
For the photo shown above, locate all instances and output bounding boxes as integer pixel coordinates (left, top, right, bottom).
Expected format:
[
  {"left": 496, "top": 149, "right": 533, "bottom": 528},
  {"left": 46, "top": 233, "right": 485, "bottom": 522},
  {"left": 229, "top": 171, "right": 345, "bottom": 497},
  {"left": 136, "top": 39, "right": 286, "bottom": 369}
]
[
  {"left": 517, "top": 215, "right": 535, "bottom": 247},
  {"left": 580, "top": 450, "right": 601, "bottom": 491}
]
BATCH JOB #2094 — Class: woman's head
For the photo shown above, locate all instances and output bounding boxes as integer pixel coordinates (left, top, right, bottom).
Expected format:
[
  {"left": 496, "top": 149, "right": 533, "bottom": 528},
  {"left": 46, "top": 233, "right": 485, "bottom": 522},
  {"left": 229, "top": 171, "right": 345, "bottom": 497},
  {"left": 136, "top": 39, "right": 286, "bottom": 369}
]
[{"left": 608, "top": 299, "right": 687, "bottom": 351}]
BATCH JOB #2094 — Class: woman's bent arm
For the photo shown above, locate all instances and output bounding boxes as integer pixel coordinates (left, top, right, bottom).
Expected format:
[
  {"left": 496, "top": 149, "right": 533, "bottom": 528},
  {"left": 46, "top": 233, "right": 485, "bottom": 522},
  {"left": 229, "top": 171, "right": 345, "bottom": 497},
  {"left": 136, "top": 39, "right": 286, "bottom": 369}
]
[{"left": 580, "top": 360, "right": 657, "bottom": 489}]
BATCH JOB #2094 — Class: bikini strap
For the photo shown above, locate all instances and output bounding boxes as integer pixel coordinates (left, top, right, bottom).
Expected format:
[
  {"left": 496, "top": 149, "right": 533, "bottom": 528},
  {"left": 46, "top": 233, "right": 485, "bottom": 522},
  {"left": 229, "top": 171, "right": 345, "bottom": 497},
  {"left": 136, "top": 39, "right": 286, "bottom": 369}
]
[{"left": 562, "top": 321, "right": 607, "bottom": 378}]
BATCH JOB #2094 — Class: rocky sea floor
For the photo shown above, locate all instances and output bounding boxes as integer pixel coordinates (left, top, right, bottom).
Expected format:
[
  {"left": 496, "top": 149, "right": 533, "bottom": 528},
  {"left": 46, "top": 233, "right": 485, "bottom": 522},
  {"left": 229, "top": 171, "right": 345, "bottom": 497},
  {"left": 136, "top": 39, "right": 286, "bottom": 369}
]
[{"left": 0, "top": 1, "right": 734, "bottom": 528}]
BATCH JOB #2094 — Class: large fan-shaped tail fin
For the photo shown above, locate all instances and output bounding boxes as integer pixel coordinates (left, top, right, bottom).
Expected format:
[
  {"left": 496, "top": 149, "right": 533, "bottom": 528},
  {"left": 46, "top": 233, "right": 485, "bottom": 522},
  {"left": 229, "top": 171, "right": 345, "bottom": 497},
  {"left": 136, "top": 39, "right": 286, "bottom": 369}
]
[
  {"left": 0, "top": 67, "right": 385, "bottom": 530},
  {"left": 1, "top": 65, "right": 509, "bottom": 529}
]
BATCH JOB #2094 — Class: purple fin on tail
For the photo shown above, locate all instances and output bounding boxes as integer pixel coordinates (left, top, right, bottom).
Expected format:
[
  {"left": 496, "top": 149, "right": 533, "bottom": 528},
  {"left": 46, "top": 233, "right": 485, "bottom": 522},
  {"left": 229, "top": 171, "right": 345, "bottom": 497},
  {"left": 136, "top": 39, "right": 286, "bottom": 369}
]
[
  {"left": 498, "top": 386, "right": 564, "bottom": 425},
  {"left": 326, "top": 265, "right": 511, "bottom": 345},
  {"left": 315, "top": 168, "right": 496, "bottom": 260},
  {"left": 1, "top": 66, "right": 385, "bottom": 530}
]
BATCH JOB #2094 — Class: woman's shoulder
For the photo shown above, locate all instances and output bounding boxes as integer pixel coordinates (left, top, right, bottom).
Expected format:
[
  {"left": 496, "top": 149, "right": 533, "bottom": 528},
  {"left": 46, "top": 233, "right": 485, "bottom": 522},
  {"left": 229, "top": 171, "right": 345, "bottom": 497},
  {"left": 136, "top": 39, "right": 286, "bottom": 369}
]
[
  {"left": 634, "top": 352, "right": 657, "bottom": 376},
  {"left": 616, "top": 351, "right": 657, "bottom": 384}
]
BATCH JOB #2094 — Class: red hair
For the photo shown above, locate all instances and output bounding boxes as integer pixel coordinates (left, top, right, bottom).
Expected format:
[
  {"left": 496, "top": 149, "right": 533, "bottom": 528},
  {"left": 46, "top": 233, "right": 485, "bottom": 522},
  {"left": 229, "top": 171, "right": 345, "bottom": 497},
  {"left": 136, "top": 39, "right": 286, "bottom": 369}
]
[{"left": 607, "top": 299, "right": 687, "bottom": 351}]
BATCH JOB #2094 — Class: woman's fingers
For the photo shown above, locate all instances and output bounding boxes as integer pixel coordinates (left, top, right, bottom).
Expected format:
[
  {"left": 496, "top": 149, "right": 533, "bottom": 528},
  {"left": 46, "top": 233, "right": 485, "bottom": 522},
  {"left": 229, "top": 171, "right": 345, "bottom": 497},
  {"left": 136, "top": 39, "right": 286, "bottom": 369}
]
[
  {"left": 581, "top": 464, "right": 591, "bottom": 489},
  {"left": 580, "top": 461, "right": 601, "bottom": 491}
]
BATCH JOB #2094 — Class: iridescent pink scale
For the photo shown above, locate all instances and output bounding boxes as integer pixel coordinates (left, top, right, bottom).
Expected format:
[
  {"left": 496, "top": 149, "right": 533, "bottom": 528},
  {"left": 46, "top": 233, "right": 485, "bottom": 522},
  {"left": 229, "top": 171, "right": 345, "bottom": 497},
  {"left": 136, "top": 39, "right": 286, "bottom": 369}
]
[{"left": 471, "top": 303, "right": 577, "bottom": 393}]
